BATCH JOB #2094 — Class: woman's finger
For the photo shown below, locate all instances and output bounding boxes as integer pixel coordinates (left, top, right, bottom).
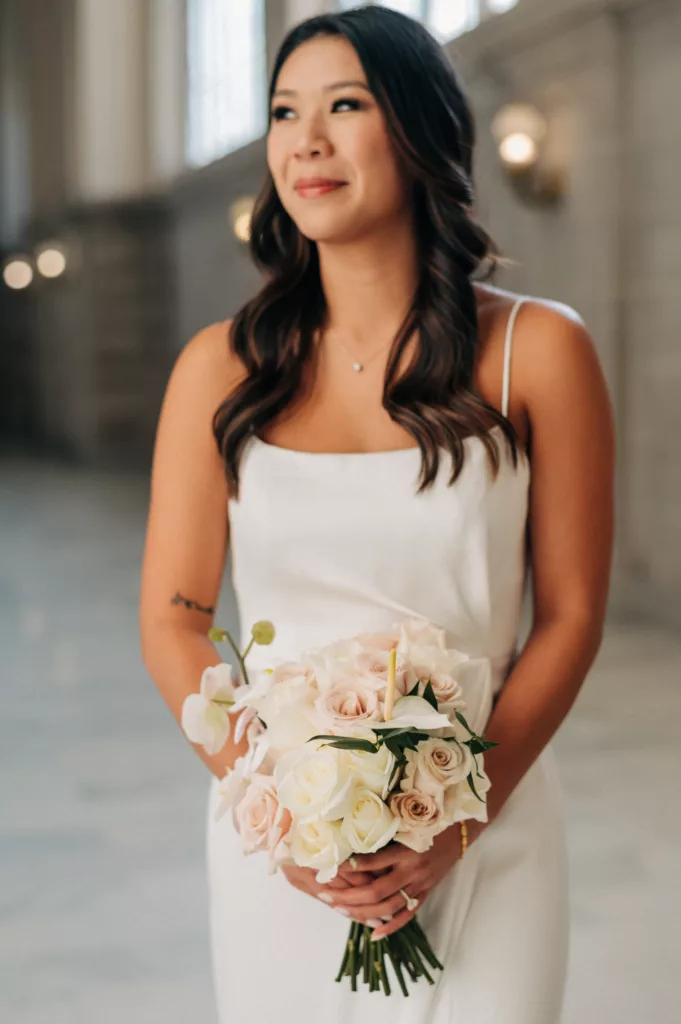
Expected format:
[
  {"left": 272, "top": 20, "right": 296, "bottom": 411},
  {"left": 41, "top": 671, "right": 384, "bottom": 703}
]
[
  {"left": 348, "top": 845, "right": 416, "bottom": 874},
  {"left": 367, "top": 889, "right": 429, "bottom": 940},
  {"left": 338, "top": 885, "right": 422, "bottom": 924},
  {"left": 325, "top": 866, "right": 416, "bottom": 909}
]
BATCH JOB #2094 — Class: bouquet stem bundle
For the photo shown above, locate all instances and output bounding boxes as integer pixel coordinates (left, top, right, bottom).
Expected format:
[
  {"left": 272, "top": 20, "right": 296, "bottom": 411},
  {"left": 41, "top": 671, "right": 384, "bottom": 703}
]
[{"left": 335, "top": 917, "right": 444, "bottom": 996}]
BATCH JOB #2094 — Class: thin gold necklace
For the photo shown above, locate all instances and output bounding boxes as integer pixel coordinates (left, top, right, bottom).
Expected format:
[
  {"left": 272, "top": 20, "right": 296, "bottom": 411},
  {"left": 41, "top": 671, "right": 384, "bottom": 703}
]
[{"left": 317, "top": 328, "right": 394, "bottom": 373}]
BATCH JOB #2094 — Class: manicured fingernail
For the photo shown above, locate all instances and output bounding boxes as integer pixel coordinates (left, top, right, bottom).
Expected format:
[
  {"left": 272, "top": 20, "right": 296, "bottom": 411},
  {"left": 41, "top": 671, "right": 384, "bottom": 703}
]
[
  {"left": 380, "top": 915, "right": 393, "bottom": 922},
  {"left": 370, "top": 930, "right": 383, "bottom": 942},
  {"left": 334, "top": 907, "right": 350, "bottom": 917},
  {"left": 366, "top": 917, "right": 383, "bottom": 927},
  {"left": 317, "top": 893, "right": 333, "bottom": 904}
]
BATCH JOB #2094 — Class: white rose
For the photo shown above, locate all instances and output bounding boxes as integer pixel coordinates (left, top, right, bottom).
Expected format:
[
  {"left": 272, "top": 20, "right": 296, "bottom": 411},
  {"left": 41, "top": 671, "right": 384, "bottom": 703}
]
[
  {"left": 303, "top": 638, "right": 363, "bottom": 692},
  {"left": 342, "top": 740, "right": 396, "bottom": 801},
  {"left": 441, "top": 758, "right": 492, "bottom": 824},
  {"left": 234, "top": 670, "right": 319, "bottom": 755},
  {"left": 402, "top": 737, "right": 475, "bottom": 798},
  {"left": 397, "top": 618, "right": 449, "bottom": 652},
  {"left": 289, "top": 819, "right": 352, "bottom": 884},
  {"left": 355, "top": 630, "right": 400, "bottom": 653},
  {"left": 273, "top": 746, "right": 355, "bottom": 824},
  {"left": 341, "top": 787, "right": 400, "bottom": 854},
  {"left": 181, "top": 662, "right": 236, "bottom": 755}
]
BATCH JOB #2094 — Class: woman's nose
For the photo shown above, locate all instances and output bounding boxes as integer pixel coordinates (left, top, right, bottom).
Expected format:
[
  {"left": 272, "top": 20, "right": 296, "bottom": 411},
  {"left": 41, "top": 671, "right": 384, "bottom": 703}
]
[{"left": 294, "top": 120, "right": 332, "bottom": 161}]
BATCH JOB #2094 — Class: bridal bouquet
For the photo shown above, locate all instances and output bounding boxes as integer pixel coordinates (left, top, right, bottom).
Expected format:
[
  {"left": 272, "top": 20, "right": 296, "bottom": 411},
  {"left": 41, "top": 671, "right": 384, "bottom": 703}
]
[{"left": 181, "top": 617, "right": 498, "bottom": 996}]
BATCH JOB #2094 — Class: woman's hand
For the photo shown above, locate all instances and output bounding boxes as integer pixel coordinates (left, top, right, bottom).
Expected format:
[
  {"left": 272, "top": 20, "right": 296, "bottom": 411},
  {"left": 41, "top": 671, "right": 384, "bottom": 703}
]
[
  {"left": 280, "top": 860, "right": 379, "bottom": 920},
  {"left": 314, "top": 820, "right": 486, "bottom": 938}
]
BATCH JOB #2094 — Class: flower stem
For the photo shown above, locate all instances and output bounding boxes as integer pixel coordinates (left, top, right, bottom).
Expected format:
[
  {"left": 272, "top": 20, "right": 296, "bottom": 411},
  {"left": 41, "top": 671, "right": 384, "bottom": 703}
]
[
  {"left": 362, "top": 925, "right": 371, "bottom": 984},
  {"left": 221, "top": 628, "right": 250, "bottom": 688},
  {"left": 410, "top": 918, "right": 445, "bottom": 971},
  {"left": 385, "top": 939, "right": 410, "bottom": 996},
  {"left": 378, "top": 940, "right": 391, "bottom": 996},
  {"left": 335, "top": 925, "right": 352, "bottom": 983},
  {"left": 401, "top": 929, "right": 434, "bottom": 985}
]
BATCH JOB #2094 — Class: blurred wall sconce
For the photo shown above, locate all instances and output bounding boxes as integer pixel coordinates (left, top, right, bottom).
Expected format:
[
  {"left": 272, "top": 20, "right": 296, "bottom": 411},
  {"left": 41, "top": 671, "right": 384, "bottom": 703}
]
[
  {"left": 230, "top": 196, "right": 256, "bottom": 245},
  {"left": 2, "top": 255, "right": 34, "bottom": 290},
  {"left": 491, "top": 103, "right": 566, "bottom": 206},
  {"left": 35, "top": 241, "right": 68, "bottom": 279}
]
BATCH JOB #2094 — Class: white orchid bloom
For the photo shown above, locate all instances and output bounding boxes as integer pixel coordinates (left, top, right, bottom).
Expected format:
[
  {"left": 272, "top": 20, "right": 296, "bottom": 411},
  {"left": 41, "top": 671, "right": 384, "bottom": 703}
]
[
  {"left": 371, "top": 694, "right": 452, "bottom": 732},
  {"left": 181, "top": 662, "right": 237, "bottom": 755}
]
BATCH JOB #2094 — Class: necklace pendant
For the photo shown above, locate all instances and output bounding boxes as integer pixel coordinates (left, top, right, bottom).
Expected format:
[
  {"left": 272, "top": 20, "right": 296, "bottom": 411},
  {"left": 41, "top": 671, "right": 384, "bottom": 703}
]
[{"left": 353, "top": 361, "right": 363, "bottom": 372}]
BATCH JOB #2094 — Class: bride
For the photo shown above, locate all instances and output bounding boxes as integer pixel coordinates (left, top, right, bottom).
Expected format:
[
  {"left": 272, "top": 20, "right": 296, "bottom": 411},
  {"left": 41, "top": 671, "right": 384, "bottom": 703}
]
[{"left": 140, "top": 6, "right": 614, "bottom": 1022}]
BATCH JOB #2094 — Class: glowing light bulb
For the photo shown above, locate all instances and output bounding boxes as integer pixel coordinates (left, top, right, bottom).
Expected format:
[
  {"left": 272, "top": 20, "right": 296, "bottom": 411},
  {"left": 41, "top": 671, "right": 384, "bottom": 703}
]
[
  {"left": 2, "top": 258, "right": 33, "bottom": 290},
  {"left": 36, "top": 246, "right": 67, "bottom": 278}
]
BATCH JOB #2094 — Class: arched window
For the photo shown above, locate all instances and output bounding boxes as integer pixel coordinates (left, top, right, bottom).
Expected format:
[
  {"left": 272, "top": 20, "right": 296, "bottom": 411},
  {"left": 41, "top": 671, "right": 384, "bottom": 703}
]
[{"left": 186, "top": 0, "right": 267, "bottom": 167}]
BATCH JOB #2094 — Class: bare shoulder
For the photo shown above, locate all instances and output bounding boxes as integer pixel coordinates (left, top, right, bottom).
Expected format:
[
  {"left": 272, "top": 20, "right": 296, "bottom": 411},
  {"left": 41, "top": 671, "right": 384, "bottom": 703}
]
[
  {"left": 502, "top": 294, "right": 615, "bottom": 460},
  {"left": 510, "top": 296, "right": 604, "bottom": 406},
  {"left": 174, "top": 318, "right": 246, "bottom": 398}
]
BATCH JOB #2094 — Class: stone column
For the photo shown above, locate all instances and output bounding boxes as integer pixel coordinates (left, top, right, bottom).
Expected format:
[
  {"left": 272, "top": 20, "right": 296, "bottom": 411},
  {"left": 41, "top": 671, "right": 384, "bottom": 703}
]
[{"left": 73, "top": 0, "right": 150, "bottom": 200}]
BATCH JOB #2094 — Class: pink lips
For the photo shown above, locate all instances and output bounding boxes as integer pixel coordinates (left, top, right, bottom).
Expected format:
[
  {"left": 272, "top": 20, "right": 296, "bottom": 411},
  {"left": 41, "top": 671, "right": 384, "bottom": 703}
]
[{"left": 294, "top": 178, "right": 346, "bottom": 198}]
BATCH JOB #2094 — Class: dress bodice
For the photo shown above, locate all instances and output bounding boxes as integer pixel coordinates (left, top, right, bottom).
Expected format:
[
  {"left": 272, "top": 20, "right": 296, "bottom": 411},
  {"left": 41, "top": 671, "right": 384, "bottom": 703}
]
[{"left": 226, "top": 298, "right": 531, "bottom": 708}]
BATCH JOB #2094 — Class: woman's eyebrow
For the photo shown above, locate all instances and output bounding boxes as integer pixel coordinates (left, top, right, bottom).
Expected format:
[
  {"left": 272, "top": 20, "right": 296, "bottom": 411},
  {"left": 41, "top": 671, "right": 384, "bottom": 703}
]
[{"left": 272, "top": 80, "right": 372, "bottom": 99}]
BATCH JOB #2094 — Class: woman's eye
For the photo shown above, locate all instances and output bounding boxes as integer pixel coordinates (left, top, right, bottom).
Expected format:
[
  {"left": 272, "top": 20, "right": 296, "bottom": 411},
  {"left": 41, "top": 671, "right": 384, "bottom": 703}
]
[
  {"left": 331, "top": 97, "right": 363, "bottom": 113},
  {"left": 269, "top": 97, "right": 363, "bottom": 122},
  {"left": 270, "top": 105, "right": 293, "bottom": 121}
]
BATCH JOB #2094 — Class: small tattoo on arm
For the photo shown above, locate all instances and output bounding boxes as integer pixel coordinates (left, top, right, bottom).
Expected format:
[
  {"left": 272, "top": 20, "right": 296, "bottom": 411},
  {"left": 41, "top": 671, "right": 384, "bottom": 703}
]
[{"left": 171, "top": 591, "right": 215, "bottom": 615}]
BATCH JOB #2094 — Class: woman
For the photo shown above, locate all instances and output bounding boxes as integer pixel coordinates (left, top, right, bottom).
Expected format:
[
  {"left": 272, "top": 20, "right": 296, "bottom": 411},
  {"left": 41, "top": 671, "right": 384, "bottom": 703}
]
[{"left": 140, "top": 6, "right": 614, "bottom": 1023}]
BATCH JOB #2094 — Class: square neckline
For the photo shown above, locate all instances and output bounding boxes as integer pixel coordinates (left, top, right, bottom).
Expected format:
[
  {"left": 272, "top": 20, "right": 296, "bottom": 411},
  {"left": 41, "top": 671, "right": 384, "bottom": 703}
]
[
  {"left": 250, "top": 422, "right": 529, "bottom": 463},
  {"left": 248, "top": 296, "right": 528, "bottom": 462}
]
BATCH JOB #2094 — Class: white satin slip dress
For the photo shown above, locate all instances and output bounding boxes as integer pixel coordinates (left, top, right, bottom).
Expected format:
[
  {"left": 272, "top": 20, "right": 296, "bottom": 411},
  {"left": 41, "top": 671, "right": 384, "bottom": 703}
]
[{"left": 206, "top": 296, "right": 570, "bottom": 1024}]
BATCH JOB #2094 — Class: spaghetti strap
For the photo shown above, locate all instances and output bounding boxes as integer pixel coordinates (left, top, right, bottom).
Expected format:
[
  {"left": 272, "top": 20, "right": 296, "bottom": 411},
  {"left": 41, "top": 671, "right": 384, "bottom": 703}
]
[{"left": 502, "top": 296, "right": 527, "bottom": 419}]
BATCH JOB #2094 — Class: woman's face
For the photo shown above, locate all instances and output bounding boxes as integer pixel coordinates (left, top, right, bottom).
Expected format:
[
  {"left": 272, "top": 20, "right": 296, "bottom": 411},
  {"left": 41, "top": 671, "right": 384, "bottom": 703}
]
[{"left": 267, "top": 35, "right": 411, "bottom": 244}]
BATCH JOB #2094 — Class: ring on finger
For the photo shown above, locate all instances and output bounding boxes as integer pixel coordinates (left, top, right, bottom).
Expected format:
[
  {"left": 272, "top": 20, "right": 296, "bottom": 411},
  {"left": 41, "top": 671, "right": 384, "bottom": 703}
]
[{"left": 399, "top": 886, "right": 420, "bottom": 912}]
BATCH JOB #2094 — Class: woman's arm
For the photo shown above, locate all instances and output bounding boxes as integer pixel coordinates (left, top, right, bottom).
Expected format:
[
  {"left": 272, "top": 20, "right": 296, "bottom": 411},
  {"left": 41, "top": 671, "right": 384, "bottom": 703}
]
[
  {"left": 139, "top": 320, "right": 250, "bottom": 780},
  {"left": 480, "top": 300, "right": 615, "bottom": 824}
]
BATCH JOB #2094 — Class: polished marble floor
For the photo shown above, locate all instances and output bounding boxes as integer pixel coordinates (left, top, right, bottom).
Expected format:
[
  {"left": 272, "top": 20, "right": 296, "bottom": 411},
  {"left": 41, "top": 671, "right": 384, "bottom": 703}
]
[{"left": 1, "top": 451, "right": 679, "bottom": 1023}]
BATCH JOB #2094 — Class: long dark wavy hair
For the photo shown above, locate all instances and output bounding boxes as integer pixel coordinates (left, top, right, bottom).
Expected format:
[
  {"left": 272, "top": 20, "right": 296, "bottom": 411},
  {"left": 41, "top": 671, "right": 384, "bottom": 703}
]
[{"left": 213, "top": 4, "right": 520, "bottom": 497}]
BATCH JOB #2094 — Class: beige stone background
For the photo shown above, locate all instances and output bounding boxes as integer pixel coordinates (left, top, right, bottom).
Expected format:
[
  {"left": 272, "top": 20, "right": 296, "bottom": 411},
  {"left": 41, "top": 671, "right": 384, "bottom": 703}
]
[{"left": 1, "top": 2, "right": 679, "bottom": 1022}]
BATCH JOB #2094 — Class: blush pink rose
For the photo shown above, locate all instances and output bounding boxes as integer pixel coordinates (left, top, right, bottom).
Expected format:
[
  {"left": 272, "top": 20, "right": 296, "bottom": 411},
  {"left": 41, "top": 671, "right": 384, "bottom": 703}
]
[{"left": 234, "top": 774, "right": 292, "bottom": 872}]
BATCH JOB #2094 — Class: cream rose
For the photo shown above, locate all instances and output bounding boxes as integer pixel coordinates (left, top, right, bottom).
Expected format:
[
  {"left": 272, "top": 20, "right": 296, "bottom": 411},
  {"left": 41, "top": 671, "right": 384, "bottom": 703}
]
[
  {"left": 313, "top": 675, "right": 383, "bottom": 734},
  {"left": 355, "top": 630, "right": 400, "bottom": 653},
  {"left": 273, "top": 746, "right": 355, "bottom": 824},
  {"left": 341, "top": 787, "right": 399, "bottom": 854},
  {"left": 352, "top": 649, "right": 410, "bottom": 699},
  {"left": 389, "top": 788, "right": 449, "bottom": 853},
  {"left": 403, "top": 737, "right": 475, "bottom": 797},
  {"left": 342, "top": 741, "right": 395, "bottom": 801},
  {"left": 288, "top": 819, "right": 352, "bottom": 884}
]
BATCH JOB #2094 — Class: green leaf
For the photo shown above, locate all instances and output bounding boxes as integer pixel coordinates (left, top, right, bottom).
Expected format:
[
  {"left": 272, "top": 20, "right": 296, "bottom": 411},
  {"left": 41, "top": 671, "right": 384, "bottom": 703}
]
[
  {"left": 454, "top": 711, "right": 474, "bottom": 736},
  {"left": 307, "top": 734, "right": 379, "bottom": 753},
  {"left": 467, "top": 770, "right": 484, "bottom": 802},
  {"left": 406, "top": 680, "right": 420, "bottom": 697},
  {"left": 467, "top": 738, "right": 499, "bottom": 755},
  {"left": 378, "top": 727, "right": 416, "bottom": 740},
  {"left": 383, "top": 737, "right": 405, "bottom": 759},
  {"left": 387, "top": 758, "right": 404, "bottom": 792},
  {"left": 422, "top": 680, "right": 438, "bottom": 711}
]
